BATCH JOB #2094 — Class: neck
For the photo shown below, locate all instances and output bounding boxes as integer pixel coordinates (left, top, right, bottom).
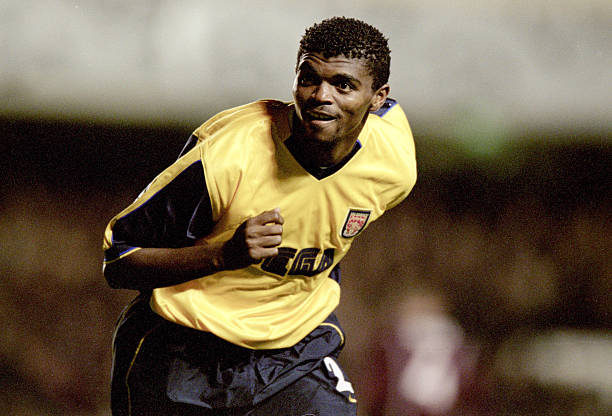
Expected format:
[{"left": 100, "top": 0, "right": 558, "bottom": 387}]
[
  {"left": 294, "top": 132, "right": 356, "bottom": 168},
  {"left": 290, "top": 113, "right": 364, "bottom": 168}
]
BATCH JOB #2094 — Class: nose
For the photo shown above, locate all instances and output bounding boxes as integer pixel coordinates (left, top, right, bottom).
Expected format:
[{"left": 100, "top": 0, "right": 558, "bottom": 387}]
[{"left": 311, "top": 81, "right": 333, "bottom": 103}]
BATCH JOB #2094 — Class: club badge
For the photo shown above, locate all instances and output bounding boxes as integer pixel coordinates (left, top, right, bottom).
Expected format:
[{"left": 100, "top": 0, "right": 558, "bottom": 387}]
[{"left": 341, "top": 209, "right": 371, "bottom": 238}]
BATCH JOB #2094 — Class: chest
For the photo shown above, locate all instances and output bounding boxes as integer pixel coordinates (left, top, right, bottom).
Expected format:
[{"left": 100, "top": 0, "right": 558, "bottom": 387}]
[{"left": 211, "top": 148, "right": 392, "bottom": 254}]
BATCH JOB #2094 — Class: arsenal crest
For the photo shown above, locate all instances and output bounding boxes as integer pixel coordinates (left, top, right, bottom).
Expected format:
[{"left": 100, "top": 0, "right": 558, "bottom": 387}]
[{"left": 341, "top": 209, "right": 371, "bottom": 238}]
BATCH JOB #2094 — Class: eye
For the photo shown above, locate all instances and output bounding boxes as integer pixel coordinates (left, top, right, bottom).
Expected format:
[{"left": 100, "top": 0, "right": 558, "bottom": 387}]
[
  {"left": 336, "top": 80, "right": 353, "bottom": 92},
  {"left": 298, "top": 72, "right": 317, "bottom": 87}
]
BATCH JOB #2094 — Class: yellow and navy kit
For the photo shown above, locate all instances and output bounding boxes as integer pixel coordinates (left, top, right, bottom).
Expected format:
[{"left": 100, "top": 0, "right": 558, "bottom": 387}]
[{"left": 103, "top": 98, "right": 417, "bottom": 350}]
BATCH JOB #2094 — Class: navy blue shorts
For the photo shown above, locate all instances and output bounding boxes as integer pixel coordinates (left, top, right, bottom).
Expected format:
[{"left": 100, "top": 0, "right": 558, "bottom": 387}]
[{"left": 110, "top": 294, "right": 357, "bottom": 415}]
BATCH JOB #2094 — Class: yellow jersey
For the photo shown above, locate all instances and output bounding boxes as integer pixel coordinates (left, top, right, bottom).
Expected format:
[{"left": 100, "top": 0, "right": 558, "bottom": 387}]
[{"left": 103, "top": 99, "right": 416, "bottom": 349}]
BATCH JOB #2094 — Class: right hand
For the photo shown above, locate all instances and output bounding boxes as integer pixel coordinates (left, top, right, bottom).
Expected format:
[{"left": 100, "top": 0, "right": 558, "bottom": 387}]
[{"left": 221, "top": 208, "right": 284, "bottom": 270}]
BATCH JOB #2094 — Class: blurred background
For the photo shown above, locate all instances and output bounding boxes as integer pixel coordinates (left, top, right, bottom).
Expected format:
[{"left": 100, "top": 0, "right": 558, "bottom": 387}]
[{"left": 1, "top": 1, "right": 610, "bottom": 415}]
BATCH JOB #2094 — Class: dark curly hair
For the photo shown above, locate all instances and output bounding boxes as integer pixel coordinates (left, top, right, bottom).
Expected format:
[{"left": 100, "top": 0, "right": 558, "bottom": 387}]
[{"left": 296, "top": 17, "right": 391, "bottom": 90}]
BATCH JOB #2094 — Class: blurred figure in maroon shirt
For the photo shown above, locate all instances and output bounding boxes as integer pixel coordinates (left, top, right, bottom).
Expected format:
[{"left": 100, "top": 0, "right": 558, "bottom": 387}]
[{"left": 364, "top": 290, "right": 487, "bottom": 416}]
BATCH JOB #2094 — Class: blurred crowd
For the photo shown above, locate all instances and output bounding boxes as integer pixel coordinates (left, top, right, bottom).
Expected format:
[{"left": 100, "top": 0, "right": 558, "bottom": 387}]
[{"left": 343, "top": 194, "right": 611, "bottom": 415}]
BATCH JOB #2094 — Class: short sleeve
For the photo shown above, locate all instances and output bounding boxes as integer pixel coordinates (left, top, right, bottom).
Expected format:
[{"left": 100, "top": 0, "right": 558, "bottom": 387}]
[{"left": 102, "top": 142, "right": 213, "bottom": 264}]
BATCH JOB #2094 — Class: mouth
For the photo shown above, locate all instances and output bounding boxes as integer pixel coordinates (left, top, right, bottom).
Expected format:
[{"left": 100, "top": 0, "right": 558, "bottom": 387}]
[{"left": 304, "top": 110, "right": 336, "bottom": 123}]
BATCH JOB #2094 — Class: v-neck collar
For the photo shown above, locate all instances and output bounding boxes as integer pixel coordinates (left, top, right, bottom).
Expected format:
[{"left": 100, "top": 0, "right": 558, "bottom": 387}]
[
  {"left": 283, "top": 135, "right": 362, "bottom": 180},
  {"left": 280, "top": 107, "right": 364, "bottom": 180}
]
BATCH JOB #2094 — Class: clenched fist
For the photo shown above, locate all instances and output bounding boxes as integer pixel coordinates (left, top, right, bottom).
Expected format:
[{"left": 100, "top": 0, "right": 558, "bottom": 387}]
[{"left": 222, "top": 208, "right": 284, "bottom": 270}]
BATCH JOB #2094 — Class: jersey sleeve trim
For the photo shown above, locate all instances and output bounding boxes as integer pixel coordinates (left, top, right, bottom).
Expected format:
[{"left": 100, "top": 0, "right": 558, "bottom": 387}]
[
  {"left": 370, "top": 97, "right": 397, "bottom": 117},
  {"left": 103, "top": 246, "right": 142, "bottom": 265}
]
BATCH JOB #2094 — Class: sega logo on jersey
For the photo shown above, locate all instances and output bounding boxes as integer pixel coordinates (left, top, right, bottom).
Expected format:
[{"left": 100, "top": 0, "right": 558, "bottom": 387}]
[
  {"left": 341, "top": 209, "right": 371, "bottom": 238},
  {"left": 260, "top": 247, "right": 334, "bottom": 277}
]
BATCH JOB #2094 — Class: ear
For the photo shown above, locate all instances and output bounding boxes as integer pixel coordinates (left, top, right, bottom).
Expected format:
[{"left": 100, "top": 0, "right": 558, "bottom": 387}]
[{"left": 368, "top": 84, "right": 390, "bottom": 112}]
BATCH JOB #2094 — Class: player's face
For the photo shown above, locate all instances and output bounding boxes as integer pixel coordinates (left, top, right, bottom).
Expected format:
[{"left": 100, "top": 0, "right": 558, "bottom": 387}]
[{"left": 292, "top": 53, "right": 389, "bottom": 148}]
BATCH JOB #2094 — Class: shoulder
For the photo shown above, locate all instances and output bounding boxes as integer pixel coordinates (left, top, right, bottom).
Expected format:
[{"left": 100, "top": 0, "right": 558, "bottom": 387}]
[
  {"left": 366, "top": 99, "right": 415, "bottom": 159},
  {"left": 192, "top": 100, "right": 292, "bottom": 144},
  {"left": 367, "top": 98, "right": 413, "bottom": 141},
  {"left": 187, "top": 100, "right": 292, "bottom": 169},
  {"left": 188, "top": 100, "right": 292, "bottom": 192},
  {"left": 363, "top": 98, "right": 418, "bottom": 190}
]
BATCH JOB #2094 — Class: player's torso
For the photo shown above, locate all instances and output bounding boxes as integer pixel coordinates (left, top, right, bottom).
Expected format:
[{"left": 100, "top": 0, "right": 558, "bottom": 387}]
[
  {"left": 211, "top": 140, "right": 387, "bottom": 274},
  {"left": 202, "top": 101, "right": 411, "bottom": 263},
  {"left": 151, "top": 100, "right": 415, "bottom": 349}
]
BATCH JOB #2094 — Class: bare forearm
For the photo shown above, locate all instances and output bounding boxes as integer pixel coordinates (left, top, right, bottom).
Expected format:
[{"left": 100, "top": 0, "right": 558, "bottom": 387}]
[{"left": 104, "top": 244, "right": 224, "bottom": 291}]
